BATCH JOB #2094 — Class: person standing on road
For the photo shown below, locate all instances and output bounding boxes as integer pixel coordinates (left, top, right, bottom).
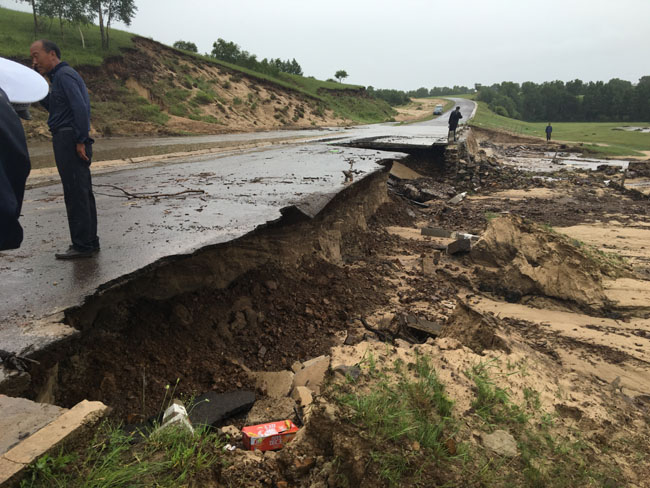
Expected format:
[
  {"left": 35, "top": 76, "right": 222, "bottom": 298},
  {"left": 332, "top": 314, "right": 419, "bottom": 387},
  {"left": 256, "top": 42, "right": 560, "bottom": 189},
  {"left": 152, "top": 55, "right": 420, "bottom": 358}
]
[
  {"left": 448, "top": 106, "right": 463, "bottom": 142},
  {"left": 30, "top": 39, "right": 99, "bottom": 259},
  {"left": 0, "top": 87, "right": 31, "bottom": 251},
  {"left": 546, "top": 123, "right": 553, "bottom": 141}
]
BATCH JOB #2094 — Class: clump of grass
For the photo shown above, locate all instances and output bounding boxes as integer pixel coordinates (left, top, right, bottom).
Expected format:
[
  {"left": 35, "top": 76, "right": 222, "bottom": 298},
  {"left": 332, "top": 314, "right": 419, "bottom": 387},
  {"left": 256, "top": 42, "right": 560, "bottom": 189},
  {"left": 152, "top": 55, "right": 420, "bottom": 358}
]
[
  {"left": 338, "top": 354, "right": 456, "bottom": 485},
  {"left": 21, "top": 421, "right": 226, "bottom": 488},
  {"left": 192, "top": 91, "right": 214, "bottom": 105}
]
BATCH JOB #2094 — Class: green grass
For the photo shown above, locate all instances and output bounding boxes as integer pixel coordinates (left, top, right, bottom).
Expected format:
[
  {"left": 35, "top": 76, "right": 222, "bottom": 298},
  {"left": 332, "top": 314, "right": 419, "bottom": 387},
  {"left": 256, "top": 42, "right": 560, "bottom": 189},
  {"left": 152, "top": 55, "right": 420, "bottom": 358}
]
[
  {"left": 338, "top": 354, "right": 457, "bottom": 486},
  {"left": 471, "top": 101, "right": 649, "bottom": 157},
  {"left": 0, "top": 6, "right": 134, "bottom": 66},
  {"left": 20, "top": 421, "right": 226, "bottom": 488}
]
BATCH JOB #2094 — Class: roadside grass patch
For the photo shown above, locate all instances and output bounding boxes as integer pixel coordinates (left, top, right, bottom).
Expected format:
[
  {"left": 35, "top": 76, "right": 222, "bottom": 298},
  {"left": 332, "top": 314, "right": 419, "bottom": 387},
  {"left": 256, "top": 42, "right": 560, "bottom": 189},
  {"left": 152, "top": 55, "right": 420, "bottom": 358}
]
[
  {"left": 337, "top": 354, "right": 458, "bottom": 485},
  {"left": 464, "top": 359, "right": 621, "bottom": 487},
  {"left": 470, "top": 101, "right": 648, "bottom": 157},
  {"left": 20, "top": 421, "right": 226, "bottom": 488}
]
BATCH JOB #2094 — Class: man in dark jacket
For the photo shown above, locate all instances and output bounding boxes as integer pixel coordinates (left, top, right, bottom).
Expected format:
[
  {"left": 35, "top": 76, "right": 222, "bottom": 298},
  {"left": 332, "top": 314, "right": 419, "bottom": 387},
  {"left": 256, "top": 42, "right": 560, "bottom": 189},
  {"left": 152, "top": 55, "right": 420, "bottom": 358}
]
[
  {"left": 546, "top": 123, "right": 552, "bottom": 141},
  {"left": 30, "top": 39, "right": 99, "bottom": 259},
  {"left": 448, "top": 106, "right": 462, "bottom": 141},
  {"left": 0, "top": 87, "right": 31, "bottom": 251}
]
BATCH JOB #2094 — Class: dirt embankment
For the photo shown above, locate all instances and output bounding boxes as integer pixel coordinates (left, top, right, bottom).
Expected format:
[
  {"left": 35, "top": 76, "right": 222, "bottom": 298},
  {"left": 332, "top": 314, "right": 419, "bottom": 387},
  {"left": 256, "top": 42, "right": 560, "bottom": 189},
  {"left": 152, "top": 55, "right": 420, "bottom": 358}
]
[{"left": 21, "top": 37, "right": 371, "bottom": 141}]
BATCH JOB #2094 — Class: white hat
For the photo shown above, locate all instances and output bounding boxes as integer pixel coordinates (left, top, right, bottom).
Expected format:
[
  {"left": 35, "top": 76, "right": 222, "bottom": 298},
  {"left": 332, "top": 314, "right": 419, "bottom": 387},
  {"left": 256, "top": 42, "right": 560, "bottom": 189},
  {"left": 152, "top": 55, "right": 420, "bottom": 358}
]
[{"left": 0, "top": 57, "right": 48, "bottom": 104}]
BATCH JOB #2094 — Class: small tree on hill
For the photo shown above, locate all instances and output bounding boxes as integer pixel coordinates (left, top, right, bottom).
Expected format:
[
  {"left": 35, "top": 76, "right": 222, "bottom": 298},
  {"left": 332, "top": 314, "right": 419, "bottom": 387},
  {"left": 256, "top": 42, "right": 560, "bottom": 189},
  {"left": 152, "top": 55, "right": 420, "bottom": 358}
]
[
  {"left": 173, "top": 40, "right": 198, "bottom": 52},
  {"left": 335, "top": 70, "right": 348, "bottom": 83}
]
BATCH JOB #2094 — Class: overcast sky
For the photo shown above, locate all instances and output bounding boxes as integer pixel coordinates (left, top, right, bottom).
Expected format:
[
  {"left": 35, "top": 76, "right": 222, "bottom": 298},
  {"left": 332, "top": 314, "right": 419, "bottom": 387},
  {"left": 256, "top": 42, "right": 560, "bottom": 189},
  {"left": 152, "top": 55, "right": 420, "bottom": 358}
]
[{"left": 2, "top": 0, "right": 649, "bottom": 90}]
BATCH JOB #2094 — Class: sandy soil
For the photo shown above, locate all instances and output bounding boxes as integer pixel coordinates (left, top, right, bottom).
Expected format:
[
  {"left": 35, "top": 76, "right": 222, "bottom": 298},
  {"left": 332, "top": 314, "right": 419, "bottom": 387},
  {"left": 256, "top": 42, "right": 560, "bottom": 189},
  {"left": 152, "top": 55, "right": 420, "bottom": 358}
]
[{"left": 392, "top": 97, "right": 449, "bottom": 122}]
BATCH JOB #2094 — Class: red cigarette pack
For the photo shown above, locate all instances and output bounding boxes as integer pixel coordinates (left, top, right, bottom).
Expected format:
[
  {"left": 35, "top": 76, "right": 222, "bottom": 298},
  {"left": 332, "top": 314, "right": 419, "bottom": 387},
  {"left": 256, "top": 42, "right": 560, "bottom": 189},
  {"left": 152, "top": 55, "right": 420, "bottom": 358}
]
[{"left": 241, "top": 420, "right": 299, "bottom": 451}]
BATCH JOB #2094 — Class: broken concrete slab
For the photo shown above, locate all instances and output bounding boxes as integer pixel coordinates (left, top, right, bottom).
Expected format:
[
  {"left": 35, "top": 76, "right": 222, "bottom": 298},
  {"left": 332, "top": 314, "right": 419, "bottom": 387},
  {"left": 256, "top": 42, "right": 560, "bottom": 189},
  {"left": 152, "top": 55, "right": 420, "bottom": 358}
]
[
  {"left": 0, "top": 395, "right": 65, "bottom": 456},
  {"left": 292, "top": 355, "right": 331, "bottom": 395},
  {"left": 447, "top": 238, "right": 472, "bottom": 255},
  {"left": 421, "top": 227, "right": 453, "bottom": 238},
  {"left": 0, "top": 400, "right": 108, "bottom": 486},
  {"left": 389, "top": 161, "right": 423, "bottom": 180},
  {"left": 249, "top": 371, "right": 294, "bottom": 398},
  {"left": 291, "top": 386, "right": 313, "bottom": 407},
  {"left": 188, "top": 390, "right": 255, "bottom": 428},
  {"left": 245, "top": 397, "right": 296, "bottom": 425},
  {"left": 403, "top": 315, "right": 444, "bottom": 337}
]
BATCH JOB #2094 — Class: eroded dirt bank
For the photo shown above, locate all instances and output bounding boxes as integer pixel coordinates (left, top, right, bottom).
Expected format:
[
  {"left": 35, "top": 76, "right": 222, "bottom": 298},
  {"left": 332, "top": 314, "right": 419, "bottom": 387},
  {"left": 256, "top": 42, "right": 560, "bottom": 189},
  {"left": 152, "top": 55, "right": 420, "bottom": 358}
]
[{"left": 17, "top": 130, "right": 650, "bottom": 487}]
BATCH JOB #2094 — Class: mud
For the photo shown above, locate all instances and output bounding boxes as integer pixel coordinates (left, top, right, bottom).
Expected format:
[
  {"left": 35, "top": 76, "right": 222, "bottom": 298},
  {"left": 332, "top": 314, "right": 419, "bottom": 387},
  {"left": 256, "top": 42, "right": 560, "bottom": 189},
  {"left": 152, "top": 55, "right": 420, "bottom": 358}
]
[{"left": 8, "top": 126, "right": 650, "bottom": 486}]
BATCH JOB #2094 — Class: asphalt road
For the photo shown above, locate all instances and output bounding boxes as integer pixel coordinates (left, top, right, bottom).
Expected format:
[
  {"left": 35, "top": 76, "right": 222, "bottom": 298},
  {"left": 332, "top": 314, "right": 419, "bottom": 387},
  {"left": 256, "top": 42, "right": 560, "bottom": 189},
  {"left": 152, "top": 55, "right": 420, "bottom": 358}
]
[{"left": 0, "top": 100, "right": 476, "bottom": 354}]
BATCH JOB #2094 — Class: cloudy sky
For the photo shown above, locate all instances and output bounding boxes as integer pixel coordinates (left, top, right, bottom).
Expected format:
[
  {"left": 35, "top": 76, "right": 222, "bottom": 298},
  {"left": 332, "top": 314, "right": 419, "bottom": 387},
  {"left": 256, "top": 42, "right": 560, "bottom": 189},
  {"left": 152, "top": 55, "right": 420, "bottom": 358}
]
[{"left": 2, "top": 0, "right": 649, "bottom": 90}]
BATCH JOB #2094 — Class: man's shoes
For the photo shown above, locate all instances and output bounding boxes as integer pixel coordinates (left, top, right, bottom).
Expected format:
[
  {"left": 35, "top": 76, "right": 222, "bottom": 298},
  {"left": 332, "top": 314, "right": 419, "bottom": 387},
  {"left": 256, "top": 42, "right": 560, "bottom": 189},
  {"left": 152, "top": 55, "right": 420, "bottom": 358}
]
[{"left": 55, "top": 246, "right": 99, "bottom": 260}]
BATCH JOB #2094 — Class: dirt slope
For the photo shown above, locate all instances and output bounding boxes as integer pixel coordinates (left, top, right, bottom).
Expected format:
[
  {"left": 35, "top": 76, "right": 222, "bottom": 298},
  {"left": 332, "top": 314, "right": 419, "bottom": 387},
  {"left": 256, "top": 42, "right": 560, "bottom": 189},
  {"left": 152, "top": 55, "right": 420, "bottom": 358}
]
[{"left": 22, "top": 37, "right": 381, "bottom": 140}]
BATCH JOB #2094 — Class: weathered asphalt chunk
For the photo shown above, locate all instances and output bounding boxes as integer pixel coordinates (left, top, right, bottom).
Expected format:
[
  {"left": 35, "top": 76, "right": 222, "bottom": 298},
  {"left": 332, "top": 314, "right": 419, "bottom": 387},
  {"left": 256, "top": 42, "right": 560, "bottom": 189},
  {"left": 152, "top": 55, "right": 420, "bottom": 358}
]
[{"left": 188, "top": 390, "right": 255, "bottom": 427}]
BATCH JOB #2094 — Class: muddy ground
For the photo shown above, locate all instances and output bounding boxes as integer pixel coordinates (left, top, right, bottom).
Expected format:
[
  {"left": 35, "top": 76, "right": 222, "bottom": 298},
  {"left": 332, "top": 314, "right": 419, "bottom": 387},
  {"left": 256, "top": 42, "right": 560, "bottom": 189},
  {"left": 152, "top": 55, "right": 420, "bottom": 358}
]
[{"left": 25, "top": 129, "right": 650, "bottom": 487}]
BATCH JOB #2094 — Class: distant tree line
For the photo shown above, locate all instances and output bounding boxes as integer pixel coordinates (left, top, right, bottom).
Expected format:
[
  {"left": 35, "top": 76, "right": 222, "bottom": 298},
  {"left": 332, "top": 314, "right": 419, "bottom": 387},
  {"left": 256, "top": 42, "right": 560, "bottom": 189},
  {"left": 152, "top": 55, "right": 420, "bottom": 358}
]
[
  {"left": 209, "top": 38, "right": 303, "bottom": 77},
  {"left": 19, "top": 0, "right": 137, "bottom": 49},
  {"left": 366, "top": 85, "right": 474, "bottom": 106},
  {"left": 476, "top": 77, "right": 650, "bottom": 122}
]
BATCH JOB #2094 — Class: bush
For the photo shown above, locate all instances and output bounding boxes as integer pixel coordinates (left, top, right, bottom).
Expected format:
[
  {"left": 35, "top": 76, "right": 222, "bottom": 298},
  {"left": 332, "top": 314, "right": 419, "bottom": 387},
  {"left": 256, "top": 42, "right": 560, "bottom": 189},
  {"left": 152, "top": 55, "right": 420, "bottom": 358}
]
[{"left": 193, "top": 91, "right": 213, "bottom": 105}]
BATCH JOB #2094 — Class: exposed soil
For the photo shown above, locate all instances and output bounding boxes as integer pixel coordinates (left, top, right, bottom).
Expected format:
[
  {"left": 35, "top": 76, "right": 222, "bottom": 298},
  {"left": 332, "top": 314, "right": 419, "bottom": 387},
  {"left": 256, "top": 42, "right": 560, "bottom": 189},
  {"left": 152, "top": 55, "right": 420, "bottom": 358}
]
[{"left": 20, "top": 127, "right": 650, "bottom": 486}]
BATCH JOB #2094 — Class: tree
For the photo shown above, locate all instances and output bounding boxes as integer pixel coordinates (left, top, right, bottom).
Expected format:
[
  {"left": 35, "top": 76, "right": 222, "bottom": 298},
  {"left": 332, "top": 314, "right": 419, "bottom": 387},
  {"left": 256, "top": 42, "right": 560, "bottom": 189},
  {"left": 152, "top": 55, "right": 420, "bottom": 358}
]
[
  {"left": 104, "top": 0, "right": 136, "bottom": 49},
  {"left": 334, "top": 70, "right": 348, "bottom": 83},
  {"left": 37, "top": 0, "right": 95, "bottom": 45},
  {"left": 20, "top": 0, "right": 39, "bottom": 34},
  {"left": 92, "top": 0, "right": 136, "bottom": 49},
  {"left": 173, "top": 40, "right": 198, "bottom": 53}
]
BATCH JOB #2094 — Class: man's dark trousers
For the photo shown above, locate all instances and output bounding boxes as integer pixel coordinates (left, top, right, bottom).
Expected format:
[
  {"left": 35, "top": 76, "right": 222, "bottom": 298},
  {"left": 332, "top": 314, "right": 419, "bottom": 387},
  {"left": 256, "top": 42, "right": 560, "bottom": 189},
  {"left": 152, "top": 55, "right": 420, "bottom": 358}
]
[{"left": 52, "top": 128, "right": 98, "bottom": 251}]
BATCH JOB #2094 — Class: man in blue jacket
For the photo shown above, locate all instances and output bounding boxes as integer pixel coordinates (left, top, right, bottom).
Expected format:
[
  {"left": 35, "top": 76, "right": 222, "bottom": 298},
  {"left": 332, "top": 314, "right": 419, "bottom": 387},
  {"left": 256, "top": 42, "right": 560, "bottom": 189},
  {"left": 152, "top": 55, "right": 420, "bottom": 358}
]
[
  {"left": 30, "top": 39, "right": 99, "bottom": 259},
  {"left": 0, "top": 87, "right": 31, "bottom": 251}
]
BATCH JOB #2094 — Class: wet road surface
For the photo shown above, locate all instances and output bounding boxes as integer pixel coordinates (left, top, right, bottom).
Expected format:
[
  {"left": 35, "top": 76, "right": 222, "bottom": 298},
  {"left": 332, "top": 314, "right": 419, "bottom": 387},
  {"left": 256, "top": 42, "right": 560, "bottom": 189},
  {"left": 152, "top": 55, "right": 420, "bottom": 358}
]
[{"left": 0, "top": 101, "right": 476, "bottom": 354}]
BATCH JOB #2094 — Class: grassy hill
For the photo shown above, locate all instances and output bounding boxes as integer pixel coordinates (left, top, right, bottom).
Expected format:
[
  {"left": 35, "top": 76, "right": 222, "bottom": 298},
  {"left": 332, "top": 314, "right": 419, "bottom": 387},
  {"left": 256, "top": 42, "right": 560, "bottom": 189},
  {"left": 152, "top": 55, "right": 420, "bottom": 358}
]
[
  {"left": 0, "top": 6, "right": 395, "bottom": 136},
  {"left": 468, "top": 98, "right": 649, "bottom": 158}
]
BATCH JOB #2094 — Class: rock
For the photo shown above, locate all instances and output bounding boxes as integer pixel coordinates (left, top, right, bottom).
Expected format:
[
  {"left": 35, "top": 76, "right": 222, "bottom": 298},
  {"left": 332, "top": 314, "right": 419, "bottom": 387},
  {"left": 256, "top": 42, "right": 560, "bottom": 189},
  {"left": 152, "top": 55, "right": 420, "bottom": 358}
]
[
  {"left": 402, "top": 314, "right": 443, "bottom": 337},
  {"left": 172, "top": 303, "right": 192, "bottom": 326},
  {"left": 421, "top": 227, "right": 452, "bottom": 238},
  {"left": 448, "top": 192, "right": 467, "bottom": 205},
  {"left": 249, "top": 371, "right": 294, "bottom": 398},
  {"left": 291, "top": 386, "right": 313, "bottom": 407},
  {"left": 265, "top": 281, "right": 278, "bottom": 291},
  {"left": 332, "top": 365, "right": 361, "bottom": 381},
  {"left": 245, "top": 396, "right": 296, "bottom": 425},
  {"left": 291, "top": 361, "right": 303, "bottom": 373},
  {"left": 220, "top": 424, "right": 242, "bottom": 441},
  {"left": 188, "top": 390, "right": 255, "bottom": 428},
  {"left": 446, "top": 238, "right": 471, "bottom": 255},
  {"left": 293, "top": 355, "right": 330, "bottom": 395},
  {"left": 481, "top": 430, "right": 518, "bottom": 457}
]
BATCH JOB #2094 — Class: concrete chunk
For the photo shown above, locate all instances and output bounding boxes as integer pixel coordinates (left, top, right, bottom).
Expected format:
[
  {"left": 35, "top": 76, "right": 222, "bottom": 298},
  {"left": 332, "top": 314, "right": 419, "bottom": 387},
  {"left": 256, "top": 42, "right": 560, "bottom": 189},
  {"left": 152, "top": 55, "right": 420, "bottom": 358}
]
[
  {"left": 0, "top": 400, "right": 108, "bottom": 486},
  {"left": 249, "top": 371, "right": 294, "bottom": 398},
  {"left": 291, "top": 386, "right": 313, "bottom": 407},
  {"left": 292, "top": 355, "right": 330, "bottom": 395},
  {"left": 446, "top": 238, "right": 471, "bottom": 255},
  {"left": 0, "top": 395, "right": 65, "bottom": 456},
  {"left": 421, "top": 227, "right": 452, "bottom": 238}
]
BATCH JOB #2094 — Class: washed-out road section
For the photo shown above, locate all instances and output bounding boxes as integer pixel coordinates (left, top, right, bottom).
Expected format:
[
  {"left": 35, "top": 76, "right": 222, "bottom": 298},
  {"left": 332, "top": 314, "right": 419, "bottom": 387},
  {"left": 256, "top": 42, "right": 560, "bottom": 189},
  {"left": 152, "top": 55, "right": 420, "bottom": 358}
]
[{"left": 0, "top": 99, "right": 475, "bottom": 357}]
